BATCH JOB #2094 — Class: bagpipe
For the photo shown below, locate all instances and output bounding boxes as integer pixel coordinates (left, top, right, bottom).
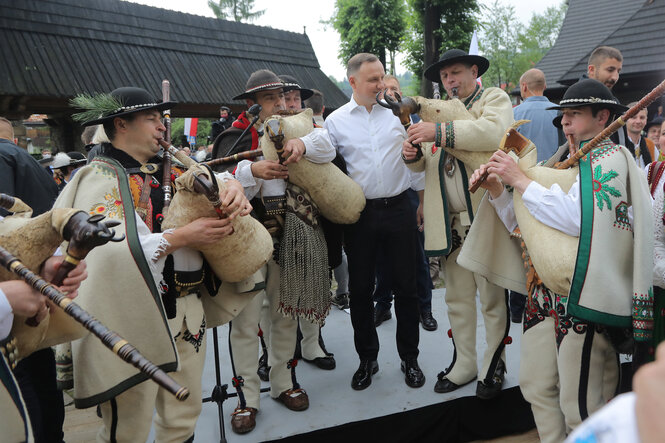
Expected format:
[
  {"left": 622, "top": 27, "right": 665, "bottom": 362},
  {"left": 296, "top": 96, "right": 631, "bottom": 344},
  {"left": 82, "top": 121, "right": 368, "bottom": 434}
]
[{"left": 0, "top": 193, "right": 189, "bottom": 401}]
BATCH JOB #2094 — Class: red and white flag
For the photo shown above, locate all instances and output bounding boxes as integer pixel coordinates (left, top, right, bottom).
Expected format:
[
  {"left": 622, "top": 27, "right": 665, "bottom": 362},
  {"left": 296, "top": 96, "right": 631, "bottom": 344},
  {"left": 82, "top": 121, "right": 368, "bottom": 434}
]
[{"left": 184, "top": 118, "right": 198, "bottom": 145}]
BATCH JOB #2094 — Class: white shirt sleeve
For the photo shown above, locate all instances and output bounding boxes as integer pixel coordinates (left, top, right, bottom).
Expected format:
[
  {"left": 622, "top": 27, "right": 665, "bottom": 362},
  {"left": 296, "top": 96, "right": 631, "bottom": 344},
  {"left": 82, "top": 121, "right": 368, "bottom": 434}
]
[
  {"left": 0, "top": 289, "right": 13, "bottom": 341},
  {"left": 300, "top": 128, "right": 336, "bottom": 164},
  {"left": 521, "top": 176, "right": 582, "bottom": 237},
  {"left": 214, "top": 171, "right": 234, "bottom": 182},
  {"left": 410, "top": 170, "right": 425, "bottom": 192},
  {"left": 653, "top": 175, "right": 665, "bottom": 287},
  {"left": 135, "top": 214, "right": 170, "bottom": 287},
  {"left": 234, "top": 160, "right": 263, "bottom": 200},
  {"left": 488, "top": 188, "right": 518, "bottom": 233}
]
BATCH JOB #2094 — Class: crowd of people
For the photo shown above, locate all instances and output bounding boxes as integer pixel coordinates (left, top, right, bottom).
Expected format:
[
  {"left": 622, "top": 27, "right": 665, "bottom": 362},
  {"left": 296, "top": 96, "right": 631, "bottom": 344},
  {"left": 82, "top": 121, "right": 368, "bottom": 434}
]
[{"left": 1, "top": 41, "right": 665, "bottom": 443}]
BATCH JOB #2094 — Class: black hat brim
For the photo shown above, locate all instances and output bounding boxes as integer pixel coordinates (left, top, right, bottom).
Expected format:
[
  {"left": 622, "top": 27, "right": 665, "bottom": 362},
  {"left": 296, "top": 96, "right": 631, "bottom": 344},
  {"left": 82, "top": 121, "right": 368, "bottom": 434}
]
[
  {"left": 424, "top": 55, "right": 489, "bottom": 83},
  {"left": 233, "top": 85, "right": 285, "bottom": 101},
  {"left": 546, "top": 102, "right": 628, "bottom": 115},
  {"left": 82, "top": 101, "right": 178, "bottom": 126}
]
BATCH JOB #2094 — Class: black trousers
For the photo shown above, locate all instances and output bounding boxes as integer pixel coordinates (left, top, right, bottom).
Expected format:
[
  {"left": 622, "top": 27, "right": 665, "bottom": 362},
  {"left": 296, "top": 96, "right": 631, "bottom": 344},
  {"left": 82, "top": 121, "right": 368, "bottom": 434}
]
[
  {"left": 14, "top": 348, "right": 64, "bottom": 443},
  {"left": 345, "top": 191, "right": 420, "bottom": 361}
]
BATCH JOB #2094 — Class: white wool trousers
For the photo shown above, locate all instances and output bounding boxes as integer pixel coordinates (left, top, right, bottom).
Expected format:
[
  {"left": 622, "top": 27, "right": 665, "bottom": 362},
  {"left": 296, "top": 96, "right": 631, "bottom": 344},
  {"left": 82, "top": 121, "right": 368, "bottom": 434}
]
[
  {"left": 440, "top": 239, "right": 508, "bottom": 385},
  {"left": 229, "top": 259, "right": 299, "bottom": 409},
  {"left": 519, "top": 314, "right": 619, "bottom": 443},
  {"left": 97, "top": 298, "right": 206, "bottom": 443}
]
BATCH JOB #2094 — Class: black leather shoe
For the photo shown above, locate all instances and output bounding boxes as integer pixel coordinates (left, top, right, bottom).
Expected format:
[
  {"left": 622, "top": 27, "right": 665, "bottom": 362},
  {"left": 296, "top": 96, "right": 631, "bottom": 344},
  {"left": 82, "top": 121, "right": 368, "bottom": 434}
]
[
  {"left": 304, "top": 354, "right": 336, "bottom": 370},
  {"left": 420, "top": 311, "right": 438, "bottom": 331},
  {"left": 476, "top": 359, "right": 506, "bottom": 400},
  {"left": 351, "top": 360, "right": 378, "bottom": 390},
  {"left": 374, "top": 305, "right": 392, "bottom": 327},
  {"left": 400, "top": 358, "right": 426, "bottom": 388},
  {"left": 434, "top": 371, "right": 476, "bottom": 393},
  {"left": 331, "top": 292, "right": 349, "bottom": 310}
]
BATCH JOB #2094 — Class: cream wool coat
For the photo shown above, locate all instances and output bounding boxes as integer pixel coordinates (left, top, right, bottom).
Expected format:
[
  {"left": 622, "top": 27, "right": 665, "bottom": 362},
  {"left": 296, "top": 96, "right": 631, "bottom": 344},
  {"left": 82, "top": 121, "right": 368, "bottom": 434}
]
[
  {"left": 406, "top": 87, "right": 514, "bottom": 255},
  {"left": 53, "top": 155, "right": 259, "bottom": 408}
]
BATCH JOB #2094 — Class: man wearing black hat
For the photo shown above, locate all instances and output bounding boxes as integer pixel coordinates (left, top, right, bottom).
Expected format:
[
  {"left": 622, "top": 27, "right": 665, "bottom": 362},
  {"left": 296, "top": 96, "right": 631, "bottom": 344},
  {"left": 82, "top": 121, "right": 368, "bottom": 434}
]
[
  {"left": 469, "top": 78, "right": 653, "bottom": 442},
  {"left": 222, "top": 69, "right": 336, "bottom": 434},
  {"left": 60, "top": 86, "right": 252, "bottom": 442},
  {"left": 403, "top": 49, "right": 513, "bottom": 399}
]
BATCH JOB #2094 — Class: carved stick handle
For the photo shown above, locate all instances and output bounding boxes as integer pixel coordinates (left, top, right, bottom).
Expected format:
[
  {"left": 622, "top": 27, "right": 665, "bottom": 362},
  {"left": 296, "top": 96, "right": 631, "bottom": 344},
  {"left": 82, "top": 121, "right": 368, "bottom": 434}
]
[
  {"left": 556, "top": 78, "right": 665, "bottom": 170},
  {"left": 0, "top": 246, "right": 189, "bottom": 401},
  {"left": 202, "top": 150, "right": 263, "bottom": 167}
]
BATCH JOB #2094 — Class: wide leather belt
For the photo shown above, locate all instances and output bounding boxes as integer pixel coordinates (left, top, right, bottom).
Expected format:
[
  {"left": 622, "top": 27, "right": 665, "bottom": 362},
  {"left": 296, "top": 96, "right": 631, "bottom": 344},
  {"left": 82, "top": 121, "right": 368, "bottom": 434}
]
[
  {"left": 173, "top": 268, "right": 205, "bottom": 298},
  {"left": 263, "top": 195, "right": 286, "bottom": 215},
  {"left": 0, "top": 335, "right": 19, "bottom": 369}
]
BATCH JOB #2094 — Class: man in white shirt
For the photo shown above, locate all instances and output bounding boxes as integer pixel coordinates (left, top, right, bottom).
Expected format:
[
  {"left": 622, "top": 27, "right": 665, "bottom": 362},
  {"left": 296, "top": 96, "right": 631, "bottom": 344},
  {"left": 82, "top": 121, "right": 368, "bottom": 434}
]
[{"left": 325, "top": 53, "right": 424, "bottom": 391}]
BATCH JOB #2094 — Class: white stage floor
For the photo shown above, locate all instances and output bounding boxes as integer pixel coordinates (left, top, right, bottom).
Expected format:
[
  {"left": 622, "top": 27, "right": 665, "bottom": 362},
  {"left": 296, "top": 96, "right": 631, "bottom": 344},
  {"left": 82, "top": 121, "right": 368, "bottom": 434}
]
[{"left": 148, "top": 288, "right": 526, "bottom": 442}]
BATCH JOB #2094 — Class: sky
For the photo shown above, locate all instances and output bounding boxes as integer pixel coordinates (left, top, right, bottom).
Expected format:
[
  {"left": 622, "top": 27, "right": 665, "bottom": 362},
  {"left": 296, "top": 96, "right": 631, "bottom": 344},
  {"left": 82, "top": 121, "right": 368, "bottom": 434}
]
[{"left": 127, "top": 0, "right": 563, "bottom": 80}]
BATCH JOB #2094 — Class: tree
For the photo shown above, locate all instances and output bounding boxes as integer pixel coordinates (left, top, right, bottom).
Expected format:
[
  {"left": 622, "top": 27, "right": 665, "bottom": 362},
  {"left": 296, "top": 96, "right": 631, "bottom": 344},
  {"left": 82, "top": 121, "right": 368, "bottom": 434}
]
[
  {"left": 208, "top": 0, "right": 265, "bottom": 22},
  {"left": 329, "top": 0, "right": 407, "bottom": 74},
  {"left": 403, "top": 0, "right": 479, "bottom": 97},
  {"left": 478, "top": 0, "right": 566, "bottom": 91},
  {"left": 171, "top": 118, "right": 213, "bottom": 147}
]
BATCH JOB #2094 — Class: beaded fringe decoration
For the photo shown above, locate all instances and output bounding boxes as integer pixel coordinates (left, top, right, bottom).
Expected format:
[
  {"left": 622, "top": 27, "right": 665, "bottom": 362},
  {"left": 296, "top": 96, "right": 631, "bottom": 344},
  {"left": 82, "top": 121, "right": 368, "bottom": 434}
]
[{"left": 278, "top": 212, "right": 330, "bottom": 325}]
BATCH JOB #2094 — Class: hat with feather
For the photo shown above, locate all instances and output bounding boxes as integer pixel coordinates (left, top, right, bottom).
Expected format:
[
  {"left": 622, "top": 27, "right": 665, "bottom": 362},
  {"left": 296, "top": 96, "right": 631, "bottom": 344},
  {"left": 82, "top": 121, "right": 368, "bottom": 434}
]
[{"left": 70, "top": 87, "right": 177, "bottom": 126}]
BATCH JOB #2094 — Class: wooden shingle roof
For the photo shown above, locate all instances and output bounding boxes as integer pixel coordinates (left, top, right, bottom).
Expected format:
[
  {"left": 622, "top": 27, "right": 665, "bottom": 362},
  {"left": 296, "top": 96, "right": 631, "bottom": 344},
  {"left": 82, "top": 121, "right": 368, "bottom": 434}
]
[
  {"left": 558, "top": 0, "right": 665, "bottom": 84},
  {"left": 535, "top": 0, "right": 645, "bottom": 91},
  {"left": 0, "top": 0, "right": 348, "bottom": 117}
]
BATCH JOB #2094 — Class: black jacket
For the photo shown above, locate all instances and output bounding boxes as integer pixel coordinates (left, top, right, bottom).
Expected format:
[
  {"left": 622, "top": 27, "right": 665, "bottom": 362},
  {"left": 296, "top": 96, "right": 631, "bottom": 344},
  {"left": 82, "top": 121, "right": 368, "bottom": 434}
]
[{"left": 0, "top": 138, "right": 58, "bottom": 216}]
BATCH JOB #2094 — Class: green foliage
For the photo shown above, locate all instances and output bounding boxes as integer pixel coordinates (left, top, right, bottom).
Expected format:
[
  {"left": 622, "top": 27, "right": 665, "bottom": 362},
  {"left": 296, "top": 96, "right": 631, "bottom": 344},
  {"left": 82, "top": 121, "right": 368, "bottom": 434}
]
[
  {"left": 69, "top": 93, "right": 123, "bottom": 123},
  {"left": 403, "top": 0, "right": 479, "bottom": 94},
  {"left": 171, "top": 118, "right": 214, "bottom": 147},
  {"left": 478, "top": 0, "right": 567, "bottom": 90},
  {"left": 329, "top": 0, "right": 407, "bottom": 72},
  {"left": 328, "top": 75, "right": 353, "bottom": 97},
  {"left": 207, "top": 0, "right": 265, "bottom": 22}
]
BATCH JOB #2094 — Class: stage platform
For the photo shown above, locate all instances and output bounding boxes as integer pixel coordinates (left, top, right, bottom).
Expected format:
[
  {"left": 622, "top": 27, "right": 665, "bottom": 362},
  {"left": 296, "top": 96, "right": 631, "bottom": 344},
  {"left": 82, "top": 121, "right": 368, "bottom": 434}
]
[{"left": 178, "top": 287, "right": 535, "bottom": 442}]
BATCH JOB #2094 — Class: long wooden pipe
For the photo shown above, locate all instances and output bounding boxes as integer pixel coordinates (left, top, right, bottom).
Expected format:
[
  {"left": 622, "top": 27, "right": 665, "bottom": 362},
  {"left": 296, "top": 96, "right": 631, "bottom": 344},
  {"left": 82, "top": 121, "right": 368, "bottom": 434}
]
[
  {"left": 0, "top": 245, "right": 190, "bottom": 401},
  {"left": 555, "top": 78, "right": 665, "bottom": 170},
  {"left": 159, "top": 79, "right": 173, "bottom": 223},
  {"left": 202, "top": 150, "right": 263, "bottom": 168}
]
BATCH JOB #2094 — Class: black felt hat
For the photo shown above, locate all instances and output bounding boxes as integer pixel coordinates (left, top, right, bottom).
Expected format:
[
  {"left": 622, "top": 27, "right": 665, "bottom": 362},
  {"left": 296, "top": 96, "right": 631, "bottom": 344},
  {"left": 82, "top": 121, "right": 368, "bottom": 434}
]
[
  {"left": 278, "top": 74, "right": 314, "bottom": 101},
  {"left": 72, "top": 87, "right": 177, "bottom": 127},
  {"left": 548, "top": 79, "right": 628, "bottom": 114},
  {"left": 423, "top": 49, "right": 489, "bottom": 83},
  {"left": 646, "top": 116, "right": 664, "bottom": 132},
  {"left": 233, "top": 70, "right": 285, "bottom": 100}
]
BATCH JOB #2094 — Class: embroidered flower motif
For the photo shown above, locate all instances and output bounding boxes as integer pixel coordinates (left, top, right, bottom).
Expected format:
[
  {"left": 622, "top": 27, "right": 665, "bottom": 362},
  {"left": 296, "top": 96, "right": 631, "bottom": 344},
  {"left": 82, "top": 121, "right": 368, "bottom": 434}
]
[
  {"left": 592, "top": 165, "right": 621, "bottom": 211},
  {"left": 89, "top": 187, "right": 123, "bottom": 219}
]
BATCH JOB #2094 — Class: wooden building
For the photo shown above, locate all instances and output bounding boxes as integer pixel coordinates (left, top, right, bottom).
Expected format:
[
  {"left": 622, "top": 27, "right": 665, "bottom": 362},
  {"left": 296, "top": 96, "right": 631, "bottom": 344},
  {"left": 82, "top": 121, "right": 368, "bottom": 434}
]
[
  {"left": 0, "top": 0, "right": 348, "bottom": 149},
  {"left": 534, "top": 0, "right": 665, "bottom": 111}
]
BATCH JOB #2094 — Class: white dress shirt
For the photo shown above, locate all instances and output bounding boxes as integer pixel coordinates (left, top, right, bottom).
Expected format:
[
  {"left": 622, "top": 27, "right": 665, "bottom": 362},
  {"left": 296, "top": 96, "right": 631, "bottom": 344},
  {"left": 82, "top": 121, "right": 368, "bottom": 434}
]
[
  {"left": 0, "top": 288, "right": 12, "bottom": 340},
  {"left": 324, "top": 96, "right": 411, "bottom": 199},
  {"left": 652, "top": 168, "right": 665, "bottom": 287},
  {"left": 235, "top": 126, "right": 336, "bottom": 199},
  {"left": 489, "top": 178, "right": 582, "bottom": 237}
]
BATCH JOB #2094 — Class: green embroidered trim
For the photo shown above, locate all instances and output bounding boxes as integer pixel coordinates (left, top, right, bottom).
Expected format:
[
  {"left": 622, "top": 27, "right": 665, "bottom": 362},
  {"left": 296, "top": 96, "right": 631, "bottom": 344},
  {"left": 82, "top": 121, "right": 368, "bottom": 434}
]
[
  {"left": 633, "top": 289, "right": 654, "bottom": 342},
  {"left": 568, "top": 153, "right": 631, "bottom": 327},
  {"left": 459, "top": 162, "right": 474, "bottom": 223},
  {"left": 91, "top": 157, "right": 178, "bottom": 352},
  {"left": 592, "top": 164, "right": 621, "bottom": 211},
  {"left": 444, "top": 121, "right": 455, "bottom": 149},
  {"left": 435, "top": 122, "right": 442, "bottom": 147},
  {"left": 463, "top": 85, "right": 483, "bottom": 110},
  {"left": 430, "top": 148, "right": 452, "bottom": 256}
]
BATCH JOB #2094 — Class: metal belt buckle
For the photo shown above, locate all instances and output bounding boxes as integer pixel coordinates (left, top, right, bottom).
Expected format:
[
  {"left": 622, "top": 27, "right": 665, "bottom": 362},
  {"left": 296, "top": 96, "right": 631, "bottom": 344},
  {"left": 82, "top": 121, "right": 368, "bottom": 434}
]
[{"left": 444, "top": 153, "right": 456, "bottom": 177}]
